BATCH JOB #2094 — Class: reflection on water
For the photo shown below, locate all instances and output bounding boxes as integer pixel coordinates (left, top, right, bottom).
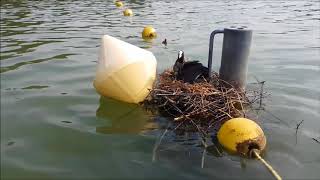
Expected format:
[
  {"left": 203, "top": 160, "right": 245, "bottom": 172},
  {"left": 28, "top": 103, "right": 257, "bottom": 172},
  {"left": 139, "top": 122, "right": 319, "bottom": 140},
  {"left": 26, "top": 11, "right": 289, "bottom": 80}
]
[
  {"left": 96, "top": 97, "right": 157, "bottom": 134},
  {"left": 21, "top": 85, "right": 49, "bottom": 90},
  {"left": 0, "top": 53, "right": 75, "bottom": 73},
  {"left": 0, "top": 40, "right": 63, "bottom": 61}
]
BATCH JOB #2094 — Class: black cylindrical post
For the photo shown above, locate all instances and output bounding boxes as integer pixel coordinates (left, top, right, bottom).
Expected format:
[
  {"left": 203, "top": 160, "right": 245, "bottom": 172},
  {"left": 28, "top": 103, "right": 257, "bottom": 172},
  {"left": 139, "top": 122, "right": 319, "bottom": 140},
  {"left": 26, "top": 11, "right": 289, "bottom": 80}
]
[
  {"left": 208, "top": 29, "right": 224, "bottom": 78},
  {"left": 219, "top": 27, "right": 252, "bottom": 89}
]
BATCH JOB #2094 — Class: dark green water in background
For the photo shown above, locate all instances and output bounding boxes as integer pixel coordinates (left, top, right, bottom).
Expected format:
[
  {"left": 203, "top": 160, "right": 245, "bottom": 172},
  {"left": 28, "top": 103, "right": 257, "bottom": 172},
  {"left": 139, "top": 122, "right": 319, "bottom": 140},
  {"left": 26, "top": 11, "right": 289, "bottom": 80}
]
[{"left": 1, "top": 0, "right": 319, "bottom": 179}]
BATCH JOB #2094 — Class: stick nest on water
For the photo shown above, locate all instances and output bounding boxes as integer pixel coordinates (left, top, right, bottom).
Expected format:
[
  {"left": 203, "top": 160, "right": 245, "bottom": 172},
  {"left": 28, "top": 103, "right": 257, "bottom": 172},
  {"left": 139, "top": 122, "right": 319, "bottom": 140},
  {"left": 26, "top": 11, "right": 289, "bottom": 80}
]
[{"left": 143, "top": 70, "right": 252, "bottom": 130}]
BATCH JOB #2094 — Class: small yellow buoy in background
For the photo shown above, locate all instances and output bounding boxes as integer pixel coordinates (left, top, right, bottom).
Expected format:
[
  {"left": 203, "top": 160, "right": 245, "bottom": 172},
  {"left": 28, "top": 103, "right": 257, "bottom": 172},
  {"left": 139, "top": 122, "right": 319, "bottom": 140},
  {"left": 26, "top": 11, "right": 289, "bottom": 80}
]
[
  {"left": 142, "top": 26, "right": 157, "bottom": 40},
  {"left": 217, "top": 118, "right": 266, "bottom": 157},
  {"left": 115, "top": 1, "right": 123, "bottom": 7},
  {"left": 123, "top": 9, "right": 133, "bottom": 16}
]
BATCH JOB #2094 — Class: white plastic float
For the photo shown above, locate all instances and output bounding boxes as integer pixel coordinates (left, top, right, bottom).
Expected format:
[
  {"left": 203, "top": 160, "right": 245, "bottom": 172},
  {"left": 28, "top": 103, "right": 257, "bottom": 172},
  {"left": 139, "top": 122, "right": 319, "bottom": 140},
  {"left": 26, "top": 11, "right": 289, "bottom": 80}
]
[{"left": 93, "top": 35, "right": 157, "bottom": 104}]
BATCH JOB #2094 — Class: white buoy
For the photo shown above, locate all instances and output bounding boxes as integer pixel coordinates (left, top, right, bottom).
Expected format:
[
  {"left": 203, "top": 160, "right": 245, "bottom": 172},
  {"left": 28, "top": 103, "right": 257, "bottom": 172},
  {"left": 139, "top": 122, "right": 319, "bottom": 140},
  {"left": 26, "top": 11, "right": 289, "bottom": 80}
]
[{"left": 94, "top": 35, "right": 157, "bottom": 104}]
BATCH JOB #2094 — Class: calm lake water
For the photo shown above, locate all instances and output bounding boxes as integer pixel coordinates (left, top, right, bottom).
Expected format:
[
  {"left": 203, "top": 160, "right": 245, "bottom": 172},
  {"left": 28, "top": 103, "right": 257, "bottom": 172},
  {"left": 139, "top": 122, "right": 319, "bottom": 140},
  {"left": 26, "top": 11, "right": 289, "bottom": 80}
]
[{"left": 1, "top": 0, "right": 320, "bottom": 179}]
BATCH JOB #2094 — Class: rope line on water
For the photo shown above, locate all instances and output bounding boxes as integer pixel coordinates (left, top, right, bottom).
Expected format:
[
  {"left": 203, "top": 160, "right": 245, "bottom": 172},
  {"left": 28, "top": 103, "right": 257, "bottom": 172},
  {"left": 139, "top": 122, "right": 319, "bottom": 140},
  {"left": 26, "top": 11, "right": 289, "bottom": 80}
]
[{"left": 252, "top": 149, "right": 282, "bottom": 180}]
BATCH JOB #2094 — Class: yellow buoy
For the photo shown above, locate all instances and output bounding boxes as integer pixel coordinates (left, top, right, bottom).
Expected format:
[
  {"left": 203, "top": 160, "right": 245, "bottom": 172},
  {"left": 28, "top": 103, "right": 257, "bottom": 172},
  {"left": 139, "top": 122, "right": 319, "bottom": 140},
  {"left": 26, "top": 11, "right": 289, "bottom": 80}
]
[
  {"left": 115, "top": 1, "right": 123, "bottom": 7},
  {"left": 217, "top": 118, "right": 266, "bottom": 157},
  {"left": 123, "top": 9, "right": 133, "bottom": 16},
  {"left": 218, "top": 118, "right": 282, "bottom": 180},
  {"left": 142, "top": 26, "right": 157, "bottom": 40},
  {"left": 94, "top": 35, "right": 157, "bottom": 104}
]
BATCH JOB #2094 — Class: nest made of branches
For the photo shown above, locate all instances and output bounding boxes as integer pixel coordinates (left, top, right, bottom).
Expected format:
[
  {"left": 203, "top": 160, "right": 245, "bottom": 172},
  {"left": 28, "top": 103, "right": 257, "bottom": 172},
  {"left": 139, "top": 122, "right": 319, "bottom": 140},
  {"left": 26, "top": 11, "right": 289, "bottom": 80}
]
[{"left": 143, "top": 70, "right": 256, "bottom": 130}]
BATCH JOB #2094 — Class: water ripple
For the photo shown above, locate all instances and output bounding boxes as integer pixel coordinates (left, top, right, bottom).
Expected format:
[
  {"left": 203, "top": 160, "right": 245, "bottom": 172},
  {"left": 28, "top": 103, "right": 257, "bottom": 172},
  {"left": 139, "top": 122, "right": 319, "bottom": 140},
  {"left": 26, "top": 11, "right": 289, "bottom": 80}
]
[{"left": 0, "top": 53, "right": 75, "bottom": 73}]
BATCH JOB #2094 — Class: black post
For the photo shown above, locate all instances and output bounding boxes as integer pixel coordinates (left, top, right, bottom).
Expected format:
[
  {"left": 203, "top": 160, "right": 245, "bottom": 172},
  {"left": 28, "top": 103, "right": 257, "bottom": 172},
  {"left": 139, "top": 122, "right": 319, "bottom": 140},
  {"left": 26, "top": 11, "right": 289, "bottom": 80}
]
[
  {"left": 219, "top": 28, "right": 252, "bottom": 89},
  {"left": 208, "top": 29, "right": 224, "bottom": 78},
  {"left": 207, "top": 27, "right": 252, "bottom": 89}
]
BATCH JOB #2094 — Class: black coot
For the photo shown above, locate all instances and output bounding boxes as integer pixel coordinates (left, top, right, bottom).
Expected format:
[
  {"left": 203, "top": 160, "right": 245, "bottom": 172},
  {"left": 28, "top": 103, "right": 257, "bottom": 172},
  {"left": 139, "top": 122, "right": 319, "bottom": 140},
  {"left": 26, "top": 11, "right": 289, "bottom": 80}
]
[{"left": 173, "top": 50, "right": 208, "bottom": 83}]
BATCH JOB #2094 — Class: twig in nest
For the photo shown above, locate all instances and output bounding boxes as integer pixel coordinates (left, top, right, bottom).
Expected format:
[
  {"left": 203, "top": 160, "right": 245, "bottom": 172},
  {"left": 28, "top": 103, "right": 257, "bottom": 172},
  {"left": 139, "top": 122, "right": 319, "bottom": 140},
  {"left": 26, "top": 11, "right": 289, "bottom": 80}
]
[
  {"left": 295, "top": 120, "right": 304, "bottom": 145},
  {"left": 201, "top": 148, "right": 206, "bottom": 168},
  {"left": 259, "top": 81, "right": 266, "bottom": 109},
  {"left": 312, "top": 137, "right": 320, "bottom": 144},
  {"left": 295, "top": 120, "right": 304, "bottom": 131},
  {"left": 263, "top": 109, "right": 290, "bottom": 128},
  {"left": 152, "top": 124, "right": 170, "bottom": 162}
]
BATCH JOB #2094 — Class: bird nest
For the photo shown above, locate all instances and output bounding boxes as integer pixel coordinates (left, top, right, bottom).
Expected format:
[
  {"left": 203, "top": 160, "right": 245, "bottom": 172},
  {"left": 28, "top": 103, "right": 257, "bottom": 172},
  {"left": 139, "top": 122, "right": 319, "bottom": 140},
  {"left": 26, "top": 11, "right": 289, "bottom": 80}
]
[{"left": 143, "top": 70, "right": 256, "bottom": 131}]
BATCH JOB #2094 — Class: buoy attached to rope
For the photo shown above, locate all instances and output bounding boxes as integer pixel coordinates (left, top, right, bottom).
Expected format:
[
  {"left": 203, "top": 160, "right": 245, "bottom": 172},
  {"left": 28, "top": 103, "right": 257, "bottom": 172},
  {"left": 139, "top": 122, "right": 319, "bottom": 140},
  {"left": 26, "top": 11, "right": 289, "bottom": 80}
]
[
  {"left": 218, "top": 118, "right": 282, "bottom": 180},
  {"left": 123, "top": 9, "right": 133, "bottom": 16},
  {"left": 142, "top": 26, "right": 157, "bottom": 40},
  {"left": 217, "top": 118, "right": 266, "bottom": 157}
]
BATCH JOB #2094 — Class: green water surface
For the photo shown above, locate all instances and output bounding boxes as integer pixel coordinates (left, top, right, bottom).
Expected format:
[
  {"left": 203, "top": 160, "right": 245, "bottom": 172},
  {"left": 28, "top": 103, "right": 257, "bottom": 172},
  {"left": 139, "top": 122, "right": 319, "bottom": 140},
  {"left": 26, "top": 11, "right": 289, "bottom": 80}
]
[{"left": 1, "top": 0, "right": 320, "bottom": 179}]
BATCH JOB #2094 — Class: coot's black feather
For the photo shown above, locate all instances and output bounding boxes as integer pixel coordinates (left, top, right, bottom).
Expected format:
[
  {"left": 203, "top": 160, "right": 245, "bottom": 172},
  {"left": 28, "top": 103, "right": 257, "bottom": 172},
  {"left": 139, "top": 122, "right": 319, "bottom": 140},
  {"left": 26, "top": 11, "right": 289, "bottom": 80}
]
[
  {"left": 178, "top": 61, "right": 208, "bottom": 83},
  {"left": 173, "top": 51, "right": 208, "bottom": 83}
]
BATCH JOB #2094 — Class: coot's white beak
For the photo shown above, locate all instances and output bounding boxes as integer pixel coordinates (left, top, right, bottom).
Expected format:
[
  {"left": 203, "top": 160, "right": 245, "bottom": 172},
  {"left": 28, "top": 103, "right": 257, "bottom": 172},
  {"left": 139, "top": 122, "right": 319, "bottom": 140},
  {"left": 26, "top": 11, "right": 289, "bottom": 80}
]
[{"left": 178, "top": 50, "right": 184, "bottom": 59}]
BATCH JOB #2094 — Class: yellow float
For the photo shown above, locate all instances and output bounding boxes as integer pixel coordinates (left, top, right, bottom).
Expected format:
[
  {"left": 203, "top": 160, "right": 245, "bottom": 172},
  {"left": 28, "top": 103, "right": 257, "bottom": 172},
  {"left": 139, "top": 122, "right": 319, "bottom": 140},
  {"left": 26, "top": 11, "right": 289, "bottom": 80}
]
[
  {"left": 217, "top": 118, "right": 282, "bottom": 180},
  {"left": 93, "top": 35, "right": 157, "bottom": 104},
  {"left": 115, "top": 1, "right": 123, "bottom": 7},
  {"left": 142, "top": 26, "right": 157, "bottom": 40},
  {"left": 217, "top": 118, "right": 266, "bottom": 157},
  {"left": 123, "top": 9, "right": 133, "bottom": 16}
]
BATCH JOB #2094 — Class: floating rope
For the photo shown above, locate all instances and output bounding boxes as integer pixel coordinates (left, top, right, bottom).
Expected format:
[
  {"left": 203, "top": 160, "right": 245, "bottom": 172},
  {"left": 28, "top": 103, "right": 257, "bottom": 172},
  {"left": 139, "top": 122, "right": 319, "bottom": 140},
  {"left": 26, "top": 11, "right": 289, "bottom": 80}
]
[{"left": 251, "top": 149, "right": 282, "bottom": 180}]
